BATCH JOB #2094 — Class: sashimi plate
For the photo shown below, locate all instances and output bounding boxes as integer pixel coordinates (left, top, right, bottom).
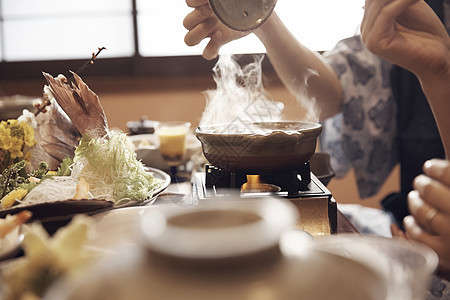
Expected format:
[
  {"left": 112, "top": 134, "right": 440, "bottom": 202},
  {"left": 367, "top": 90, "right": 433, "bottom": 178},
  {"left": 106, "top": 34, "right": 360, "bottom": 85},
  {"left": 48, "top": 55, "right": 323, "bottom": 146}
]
[{"left": 0, "top": 167, "right": 170, "bottom": 232}]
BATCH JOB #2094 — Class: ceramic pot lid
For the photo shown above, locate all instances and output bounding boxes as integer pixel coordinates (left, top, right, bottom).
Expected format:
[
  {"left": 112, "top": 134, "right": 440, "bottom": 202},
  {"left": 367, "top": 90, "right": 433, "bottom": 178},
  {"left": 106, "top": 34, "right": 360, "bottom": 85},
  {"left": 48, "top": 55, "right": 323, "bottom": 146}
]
[{"left": 208, "top": 0, "right": 277, "bottom": 31}]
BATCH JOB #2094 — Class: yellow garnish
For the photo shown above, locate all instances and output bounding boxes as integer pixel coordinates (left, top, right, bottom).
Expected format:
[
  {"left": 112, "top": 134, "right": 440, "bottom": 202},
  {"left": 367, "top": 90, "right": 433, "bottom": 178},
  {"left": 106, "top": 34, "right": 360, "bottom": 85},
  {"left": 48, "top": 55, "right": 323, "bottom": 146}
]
[
  {"left": 1, "top": 188, "right": 28, "bottom": 209},
  {"left": 0, "top": 119, "right": 37, "bottom": 160},
  {"left": 46, "top": 171, "right": 57, "bottom": 176}
]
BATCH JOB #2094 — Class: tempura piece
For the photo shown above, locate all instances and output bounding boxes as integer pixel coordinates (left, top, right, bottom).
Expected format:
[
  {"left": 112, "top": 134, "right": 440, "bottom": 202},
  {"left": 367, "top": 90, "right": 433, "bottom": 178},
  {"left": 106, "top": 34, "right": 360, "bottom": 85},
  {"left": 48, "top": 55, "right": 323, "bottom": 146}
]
[
  {"left": 0, "top": 210, "right": 32, "bottom": 239},
  {"left": 1, "top": 215, "right": 94, "bottom": 300}
]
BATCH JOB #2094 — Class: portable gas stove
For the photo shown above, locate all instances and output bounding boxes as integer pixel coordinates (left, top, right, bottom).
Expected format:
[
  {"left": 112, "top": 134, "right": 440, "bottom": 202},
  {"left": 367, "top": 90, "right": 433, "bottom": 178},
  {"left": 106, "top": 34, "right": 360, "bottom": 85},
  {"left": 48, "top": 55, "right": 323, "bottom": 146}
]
[{"left": 192, "top": 162, "right": 337, "bottom": 235}]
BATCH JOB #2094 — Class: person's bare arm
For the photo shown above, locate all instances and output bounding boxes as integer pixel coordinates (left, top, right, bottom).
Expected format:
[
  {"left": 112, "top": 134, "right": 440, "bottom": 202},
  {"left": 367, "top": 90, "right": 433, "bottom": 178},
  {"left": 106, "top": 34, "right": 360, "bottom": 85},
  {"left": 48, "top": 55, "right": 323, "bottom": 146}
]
[
  {"left": 254, "top": 13, "right": 343, "bottom": 119},
  {"left": 184, "top": 1, "right": 343, "bottom": 120}
]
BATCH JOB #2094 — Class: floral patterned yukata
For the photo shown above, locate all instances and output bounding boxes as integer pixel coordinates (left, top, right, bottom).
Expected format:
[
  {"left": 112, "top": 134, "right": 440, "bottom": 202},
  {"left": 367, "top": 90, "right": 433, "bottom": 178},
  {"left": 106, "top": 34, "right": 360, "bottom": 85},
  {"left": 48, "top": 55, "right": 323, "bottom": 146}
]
[{"left": 319, "top": 1, "right": 450, "bottom": 298}]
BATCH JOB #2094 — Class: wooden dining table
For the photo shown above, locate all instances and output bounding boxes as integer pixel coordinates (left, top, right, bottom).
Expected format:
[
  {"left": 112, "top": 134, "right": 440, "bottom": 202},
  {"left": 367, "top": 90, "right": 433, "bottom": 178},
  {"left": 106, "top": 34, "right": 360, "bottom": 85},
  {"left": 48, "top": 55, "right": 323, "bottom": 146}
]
[
  {"left": 12, "top": 170, "right": 450, "bottom": 300},
  {"left": 164, "top": 179, "right": 450, "bottom": 285}
]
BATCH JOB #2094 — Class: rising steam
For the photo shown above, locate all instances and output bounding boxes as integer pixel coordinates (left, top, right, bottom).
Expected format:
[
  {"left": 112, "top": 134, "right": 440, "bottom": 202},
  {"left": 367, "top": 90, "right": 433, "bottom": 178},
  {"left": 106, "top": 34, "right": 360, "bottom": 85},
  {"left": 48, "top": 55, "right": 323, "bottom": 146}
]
[{"left": 199, "top": 54, "right": 319, "bottom": 128}]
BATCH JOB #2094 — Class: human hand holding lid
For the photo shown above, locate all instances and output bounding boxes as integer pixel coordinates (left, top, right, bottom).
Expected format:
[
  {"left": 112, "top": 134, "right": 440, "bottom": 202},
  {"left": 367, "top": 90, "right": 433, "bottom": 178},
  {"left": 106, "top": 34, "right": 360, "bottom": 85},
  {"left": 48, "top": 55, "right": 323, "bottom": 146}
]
[{"left": 183, "top": 0, "right": 277, "bottom": 60}]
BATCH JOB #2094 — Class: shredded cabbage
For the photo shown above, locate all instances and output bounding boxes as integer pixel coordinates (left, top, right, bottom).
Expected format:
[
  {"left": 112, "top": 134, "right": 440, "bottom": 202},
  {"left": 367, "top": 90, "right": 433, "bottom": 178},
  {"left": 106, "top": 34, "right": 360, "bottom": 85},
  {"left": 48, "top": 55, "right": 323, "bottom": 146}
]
[{"left": 70, "top": 132, "right": 162, "bottom": 203}]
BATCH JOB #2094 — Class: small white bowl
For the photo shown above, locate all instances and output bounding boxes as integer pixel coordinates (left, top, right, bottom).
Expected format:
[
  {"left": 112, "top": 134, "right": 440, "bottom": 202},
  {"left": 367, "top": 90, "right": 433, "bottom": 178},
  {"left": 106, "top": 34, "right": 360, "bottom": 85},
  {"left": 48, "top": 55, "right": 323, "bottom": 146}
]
[
  {"left": 128, "top": 134, "right": 202, "bottom": 171},
  {"left": 139, "top": 197, "right": 299, "bottom": 260},
  {"left": 314, "top": 234, "right": 439, "bottom": 299}
]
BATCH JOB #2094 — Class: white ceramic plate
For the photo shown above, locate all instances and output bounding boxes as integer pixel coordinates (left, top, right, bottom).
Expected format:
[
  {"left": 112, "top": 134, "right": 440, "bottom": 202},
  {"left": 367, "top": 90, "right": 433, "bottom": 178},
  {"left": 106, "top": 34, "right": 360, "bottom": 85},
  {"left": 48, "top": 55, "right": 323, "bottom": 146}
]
[
  {"left": 140, "top": 197, "right": 299, "bottom": 260},
  {"left": 143, "top": 167, "right": 171, "bottom": 199},
  {"left": 314, "top": 234, "right": 439, "bottom": 299},
  {"left": 0, "top": 167, "right": 170, "bottom": 222}
]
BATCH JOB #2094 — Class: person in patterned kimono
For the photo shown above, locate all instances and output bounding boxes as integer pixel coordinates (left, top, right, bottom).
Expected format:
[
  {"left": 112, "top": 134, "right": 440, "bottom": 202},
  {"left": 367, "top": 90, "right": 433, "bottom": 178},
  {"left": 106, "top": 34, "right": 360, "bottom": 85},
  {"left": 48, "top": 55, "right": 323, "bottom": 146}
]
[
  {"left": 362, "top": 0, "right": 450, "bottom": 298},
  {"left": 184, "top": 0, "right": 450, "bottom": 298}
]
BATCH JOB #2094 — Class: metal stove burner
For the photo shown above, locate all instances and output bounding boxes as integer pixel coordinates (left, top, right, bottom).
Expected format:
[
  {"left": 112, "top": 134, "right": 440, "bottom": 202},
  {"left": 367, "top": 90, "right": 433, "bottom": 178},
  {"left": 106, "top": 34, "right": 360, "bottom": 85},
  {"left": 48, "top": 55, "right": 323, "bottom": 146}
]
[
  {"left": 192, "top": 164, "right": 337, "bottom": 234},
  {"left": 197, "top": 164, "right": 331, "bottom": 199},
  {"left": 204, "top": 162, "right": 320, "bottom": 197}
]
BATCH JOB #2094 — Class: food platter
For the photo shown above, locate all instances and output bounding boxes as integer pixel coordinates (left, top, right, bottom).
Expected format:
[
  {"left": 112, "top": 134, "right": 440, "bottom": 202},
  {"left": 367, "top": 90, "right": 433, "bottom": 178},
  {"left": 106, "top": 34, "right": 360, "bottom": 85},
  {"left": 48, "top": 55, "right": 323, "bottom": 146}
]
[
  {"left": 0, "top": 167, "right": 170, "bottom": 233},
  {"left": 0, "top": 199, "right": 114, "bottom": 222},
  {"left": 137, "top": 167, "right": 171, "bottom": 204}
]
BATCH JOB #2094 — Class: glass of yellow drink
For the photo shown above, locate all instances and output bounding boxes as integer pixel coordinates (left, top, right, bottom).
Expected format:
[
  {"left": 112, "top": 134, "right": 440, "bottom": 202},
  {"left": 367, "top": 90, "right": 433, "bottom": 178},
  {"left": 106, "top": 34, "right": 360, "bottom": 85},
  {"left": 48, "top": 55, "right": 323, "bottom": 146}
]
[{"left": 155, "top": 121, "right": 191, "bottom": 182}]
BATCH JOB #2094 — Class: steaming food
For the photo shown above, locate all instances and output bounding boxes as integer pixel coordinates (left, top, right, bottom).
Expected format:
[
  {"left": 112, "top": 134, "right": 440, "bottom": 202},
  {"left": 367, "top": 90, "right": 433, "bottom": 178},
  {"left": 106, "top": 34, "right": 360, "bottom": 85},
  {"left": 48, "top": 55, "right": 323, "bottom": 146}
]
[
  {"left": 199, "top": 121, "right": 317, "bottom": 135},
  {"left": 199, "top": 55, "right": 318, "bottom": 129},
  {"left": 196, "top": 121, "right": 322, "bottom": 173},
  {"left": 200, "top": 55, "right": 285, "bottom": 127},
  {"left": 195, "top": 55, "right": 322, "bottom": 173}
]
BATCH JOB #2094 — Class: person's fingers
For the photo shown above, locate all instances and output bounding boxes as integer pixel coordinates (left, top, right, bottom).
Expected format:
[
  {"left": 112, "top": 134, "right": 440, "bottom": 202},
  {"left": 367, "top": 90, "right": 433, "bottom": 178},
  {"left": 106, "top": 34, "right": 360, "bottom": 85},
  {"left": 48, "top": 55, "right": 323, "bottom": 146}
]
[
  {"left": 394, "top": 0, "right": 445, "bottom": 34},
  {"left": 404, "top": 215, "right": 450, "bottom": 264},
  {"left": 361, "top": 0, "right": 376, "bottom": 39},
  {"left": 413, "top": 174, "right": 450, "bottom": 214},
  {"left": 184, "top": 16, "right": 218, "bottom": 46},
  {"left": 186, "top": 0, "right": 209, "bottom": 8},
  {"left": 361, "top": 0, "right": 391, "bottom": 43},
  {"left": 423, "top": 159, "right": 450, "bottom": 186},
  {"left": 362, "top": 0, "right": 412, "bottom": 43},
  {"left": 203, "top": 30, "right": 223, "bottom": 60},
  {"left": 362, "top": 0, "right": 418, "bottom": 48},
  {"left": 183, "top": 4, "right": 214, "bottom": 30},
  {"left": 408, "top": 190, "right": 450, "bottom": 236}
]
